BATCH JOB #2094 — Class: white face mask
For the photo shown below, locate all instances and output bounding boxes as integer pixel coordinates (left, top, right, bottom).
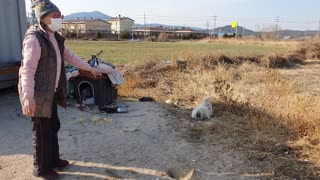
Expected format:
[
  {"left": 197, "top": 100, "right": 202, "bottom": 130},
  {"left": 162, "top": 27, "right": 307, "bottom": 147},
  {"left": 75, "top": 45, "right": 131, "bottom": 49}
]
[{"left": 47, "top": 18, "right": 62, "bottom": 32}]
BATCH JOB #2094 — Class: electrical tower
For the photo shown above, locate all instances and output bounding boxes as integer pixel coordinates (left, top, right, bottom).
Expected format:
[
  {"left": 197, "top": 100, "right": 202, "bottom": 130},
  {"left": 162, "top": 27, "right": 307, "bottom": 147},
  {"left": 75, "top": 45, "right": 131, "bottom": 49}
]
[
  {"left": 275, "top": 16, "right": 280, "bottom": 39},
  {"left": 213, "top": 16, "right": 217, "bottom": 38}
]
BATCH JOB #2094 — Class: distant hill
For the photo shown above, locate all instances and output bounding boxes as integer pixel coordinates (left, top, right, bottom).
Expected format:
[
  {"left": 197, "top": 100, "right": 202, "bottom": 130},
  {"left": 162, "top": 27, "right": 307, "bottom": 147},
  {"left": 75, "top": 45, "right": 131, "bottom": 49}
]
[
  {"left": 64, "top": 11, "right": 111, "bottom": 20},
  {"left": 213, "top": 25, "right": 256, "bottom": 36},
  {"left": 279, "top": 30, "right": 317, "bottom": 38}
]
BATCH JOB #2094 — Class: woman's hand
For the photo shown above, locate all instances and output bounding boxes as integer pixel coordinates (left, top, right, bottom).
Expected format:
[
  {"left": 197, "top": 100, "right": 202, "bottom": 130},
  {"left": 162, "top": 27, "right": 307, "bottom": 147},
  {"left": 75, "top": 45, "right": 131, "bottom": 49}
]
[
  {"left": 23, "top": 99, "right": 36, "bottom": 117},
  {"left": 89, "top": 68, "right": 102, "bottom": 78}
]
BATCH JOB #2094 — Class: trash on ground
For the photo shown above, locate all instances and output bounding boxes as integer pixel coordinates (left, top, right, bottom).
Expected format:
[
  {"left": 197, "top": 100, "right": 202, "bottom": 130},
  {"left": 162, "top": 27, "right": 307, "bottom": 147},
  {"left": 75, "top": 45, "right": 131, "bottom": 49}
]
[{"left": 99, "top": 104, "right": 129, "bottom": 114}]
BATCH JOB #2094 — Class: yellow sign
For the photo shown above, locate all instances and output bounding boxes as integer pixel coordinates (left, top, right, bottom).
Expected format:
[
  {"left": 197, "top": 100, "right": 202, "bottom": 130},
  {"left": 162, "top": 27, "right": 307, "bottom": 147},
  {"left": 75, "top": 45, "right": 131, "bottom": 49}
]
[{"left": 232, "top": 21, "right": 237, "bottom": 29}]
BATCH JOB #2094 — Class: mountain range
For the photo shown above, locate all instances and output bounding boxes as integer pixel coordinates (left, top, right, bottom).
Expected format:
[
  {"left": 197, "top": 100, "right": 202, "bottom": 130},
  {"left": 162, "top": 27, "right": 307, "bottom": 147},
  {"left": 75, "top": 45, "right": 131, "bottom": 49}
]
[
  {"left": 64, "top": 11, "right": 111, "bottom": 20},
  {"left": 65, "top": 11, "right": 317, "bottom": 38}
]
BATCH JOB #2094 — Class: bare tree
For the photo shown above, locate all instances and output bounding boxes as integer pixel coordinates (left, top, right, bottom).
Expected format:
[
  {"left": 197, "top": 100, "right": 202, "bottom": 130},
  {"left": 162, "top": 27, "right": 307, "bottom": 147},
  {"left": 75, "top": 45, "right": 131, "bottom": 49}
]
[
  {"left": 255, "top": 24, "right": 265, "bottom": 40},
  {"left": 263, "top": 25, "right": 284, "bottom": 40}
]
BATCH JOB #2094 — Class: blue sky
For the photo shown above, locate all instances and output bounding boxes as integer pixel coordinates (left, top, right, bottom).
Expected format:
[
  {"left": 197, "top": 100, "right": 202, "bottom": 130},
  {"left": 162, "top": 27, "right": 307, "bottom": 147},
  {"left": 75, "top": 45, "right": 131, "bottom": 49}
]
[{"left": 25, "top": 0, "right": 320, "bottom": 30}]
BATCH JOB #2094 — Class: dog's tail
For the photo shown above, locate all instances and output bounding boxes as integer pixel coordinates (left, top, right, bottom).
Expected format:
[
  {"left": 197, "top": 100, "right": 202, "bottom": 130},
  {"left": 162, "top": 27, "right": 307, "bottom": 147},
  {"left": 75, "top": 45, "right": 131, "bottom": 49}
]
[{"left": 202, "top": 96, "right": 211, "bottom": 104}]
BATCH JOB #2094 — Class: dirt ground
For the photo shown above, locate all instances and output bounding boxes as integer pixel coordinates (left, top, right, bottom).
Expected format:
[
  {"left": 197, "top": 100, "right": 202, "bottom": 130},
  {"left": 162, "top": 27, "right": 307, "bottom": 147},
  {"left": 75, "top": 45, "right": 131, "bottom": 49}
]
[{"left": 0, "top": 90, "right": 272, "bottom": 180}]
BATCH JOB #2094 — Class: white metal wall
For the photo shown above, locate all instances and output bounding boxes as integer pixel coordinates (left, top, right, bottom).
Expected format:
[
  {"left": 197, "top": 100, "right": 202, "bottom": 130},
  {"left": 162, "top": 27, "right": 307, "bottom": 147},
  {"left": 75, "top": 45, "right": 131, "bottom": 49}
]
[{"left": 0, "top": 0, "right": 26, "bottom": 88}]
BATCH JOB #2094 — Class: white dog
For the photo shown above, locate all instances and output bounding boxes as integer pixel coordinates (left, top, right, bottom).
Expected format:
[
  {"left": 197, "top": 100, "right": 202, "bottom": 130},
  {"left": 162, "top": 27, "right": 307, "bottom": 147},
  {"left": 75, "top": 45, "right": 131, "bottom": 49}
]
[{"left": 191, "top": 96, "right": 213, "bottom": 120}]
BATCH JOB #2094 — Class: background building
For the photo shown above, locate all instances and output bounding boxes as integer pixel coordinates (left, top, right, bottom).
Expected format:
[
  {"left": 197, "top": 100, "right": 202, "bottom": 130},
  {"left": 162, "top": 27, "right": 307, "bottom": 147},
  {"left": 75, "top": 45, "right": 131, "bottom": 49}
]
[
  {"left": 62, "top": 19, "right": 111, "bottom": 34},
  {"left": 107, "top": 15, "right": 134, "bottom": 34}
]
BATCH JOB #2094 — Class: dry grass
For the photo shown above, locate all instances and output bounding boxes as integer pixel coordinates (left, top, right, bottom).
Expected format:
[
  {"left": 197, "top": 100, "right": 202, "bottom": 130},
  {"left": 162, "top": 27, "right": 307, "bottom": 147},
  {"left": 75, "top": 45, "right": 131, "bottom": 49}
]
[
  {"left": 201, "top": 38, "right": 299, "bottom": 49},
  {"left": 118, "top": 40, "right": 320, "bottom": 178},
  {"left": 294, "top": 40, "right": 320, "bottom": 59},
  {"left": 66, "top": 40, "right": 286, "bottom": 65}
]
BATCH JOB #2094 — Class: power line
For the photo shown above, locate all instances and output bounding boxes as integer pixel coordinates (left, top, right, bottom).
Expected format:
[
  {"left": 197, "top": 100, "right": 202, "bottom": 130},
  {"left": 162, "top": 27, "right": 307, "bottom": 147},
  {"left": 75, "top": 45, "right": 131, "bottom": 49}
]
[{"left": 133, "top": 15, "right": 319, "bottom": 26}]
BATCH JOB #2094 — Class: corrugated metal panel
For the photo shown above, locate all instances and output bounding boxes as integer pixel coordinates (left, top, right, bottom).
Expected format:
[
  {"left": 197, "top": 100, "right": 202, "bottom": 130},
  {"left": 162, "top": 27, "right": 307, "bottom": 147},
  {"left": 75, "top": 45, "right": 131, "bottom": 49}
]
[
  {"left": 0, "top": 0, "right": 26, "bottom": 64},
  {"left": 0, "top": 0, "right": 26, "bottom": 88}
]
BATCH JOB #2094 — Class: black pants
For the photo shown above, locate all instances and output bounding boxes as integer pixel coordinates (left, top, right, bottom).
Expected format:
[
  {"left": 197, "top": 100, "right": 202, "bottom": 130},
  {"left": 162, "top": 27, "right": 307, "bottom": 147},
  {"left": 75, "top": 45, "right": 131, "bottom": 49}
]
[{"left": 32, "top": 99, "right": 61, "bottom": 176}]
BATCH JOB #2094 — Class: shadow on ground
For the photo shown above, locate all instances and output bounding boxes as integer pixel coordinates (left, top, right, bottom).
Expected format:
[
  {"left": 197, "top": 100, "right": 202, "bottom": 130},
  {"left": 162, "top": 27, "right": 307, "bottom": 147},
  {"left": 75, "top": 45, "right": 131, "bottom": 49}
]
[{"left": 165, "top": 99, "right": 320, "bottom": 179}]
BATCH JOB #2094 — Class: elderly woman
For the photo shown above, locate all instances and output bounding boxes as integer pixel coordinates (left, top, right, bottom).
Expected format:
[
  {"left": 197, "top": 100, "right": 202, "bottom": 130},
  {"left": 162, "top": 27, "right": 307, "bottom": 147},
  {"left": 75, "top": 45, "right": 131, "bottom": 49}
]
[{"left": 18, "top": 0, "right": 101, "bottom": 178}]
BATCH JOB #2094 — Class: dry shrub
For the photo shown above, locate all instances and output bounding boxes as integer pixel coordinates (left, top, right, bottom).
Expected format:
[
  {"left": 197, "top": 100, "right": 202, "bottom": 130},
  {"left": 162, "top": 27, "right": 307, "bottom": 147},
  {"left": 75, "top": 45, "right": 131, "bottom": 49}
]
[
  {"left": 145, "top": 35, "right": 157, "bottom": 42},
  {"left": 295, "top": 41, "right": 320, "bottom": 59},
  {"left": 134, "top": 79, "right": 157, "bottom": 89},
  {"left": 174, "top": 51, "right": 304, "bottom": 70},
  {"left": 118, "top": 74, "right": 144, "bottom": 98},
  {"left": 260, "top": 53, "right": 290, "bottom": 68},
  {"left": 247, "top": 71, "right": 320, "bottom": 160},
  {"left": 260, "top": 53, "right": 305, "bottom": 69},
  {"left": 285, "top": 53, "right": 305, "bottom": 64},
  {"left": 200, "top": 38, "right": 300, "bottom": 48},
  {"left": 180, "top": 52, "right": 246, "bottom": 70},
  {"left": 234, "top": 55, "right": 262, "bottom": 64},
  {"left": 199, "top": 54, "right": 240, "bottom": 68},
  {"left": 173, "top": 50, "right": 201, "bottom": 63},
  {"left": 158, "top": 33, "right": 170, "bottom": 42}
]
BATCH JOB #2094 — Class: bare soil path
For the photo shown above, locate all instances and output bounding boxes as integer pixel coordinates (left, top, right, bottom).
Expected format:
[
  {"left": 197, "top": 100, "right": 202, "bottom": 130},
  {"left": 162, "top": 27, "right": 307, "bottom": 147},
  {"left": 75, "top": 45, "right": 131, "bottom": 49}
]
[{"left": 0, "top": 92, "right": 264, "bottom": 180}]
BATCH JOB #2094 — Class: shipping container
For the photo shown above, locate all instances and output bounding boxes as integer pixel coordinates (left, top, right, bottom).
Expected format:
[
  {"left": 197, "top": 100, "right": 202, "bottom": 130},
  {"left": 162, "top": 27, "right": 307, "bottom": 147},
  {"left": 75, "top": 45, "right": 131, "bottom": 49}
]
[{"left": 0, "top": 0, "right": 27, "bottom": 89}]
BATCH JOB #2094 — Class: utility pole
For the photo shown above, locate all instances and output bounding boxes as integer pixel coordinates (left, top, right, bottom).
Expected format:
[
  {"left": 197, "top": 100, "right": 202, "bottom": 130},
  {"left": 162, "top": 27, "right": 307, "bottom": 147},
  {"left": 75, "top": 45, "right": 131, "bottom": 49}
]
[
  {"left": 213, "top": 16, "right": 217, "bottom": 38},
  {"left": 235, "top": 21, "right": 238, "bottom": 38},
  {"left": 275, "top": 16, "right": 280, "bottom": 39},
  {"left": 304, "top": 23, "right": 308, "bottom": 40},
  {"left": 144, "top": 13, "right": 146, "bottom": 39},
  {"left": 132, "top": 23, "right": 134, "bottom": 40},
  {"left": 317, "top": 19, "right": 320, "bottom": 38},
  {"left": 173, "top": 26, "right": 176, "bottom": 38},
  {"left": 206, "top": 20, "right": 210, "bottom": 37}
]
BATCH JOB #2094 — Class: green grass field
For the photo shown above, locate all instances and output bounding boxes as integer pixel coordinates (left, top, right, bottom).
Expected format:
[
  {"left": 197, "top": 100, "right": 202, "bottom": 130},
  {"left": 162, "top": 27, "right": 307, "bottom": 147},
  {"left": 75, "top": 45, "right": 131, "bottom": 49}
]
[{"left": 66, "top": 40, "right": 286, "bottom": 64}]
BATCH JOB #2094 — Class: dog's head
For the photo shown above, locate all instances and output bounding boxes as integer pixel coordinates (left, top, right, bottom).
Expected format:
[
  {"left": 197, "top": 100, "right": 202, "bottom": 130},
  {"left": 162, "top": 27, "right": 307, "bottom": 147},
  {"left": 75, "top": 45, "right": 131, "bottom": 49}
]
[{"left": 196, "top": 111, "right": 202, "bottom": 119}]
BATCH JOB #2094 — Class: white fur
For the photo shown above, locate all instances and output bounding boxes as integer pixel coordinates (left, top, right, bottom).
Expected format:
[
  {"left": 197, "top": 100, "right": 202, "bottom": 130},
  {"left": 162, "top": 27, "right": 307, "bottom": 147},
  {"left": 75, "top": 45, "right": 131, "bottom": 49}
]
[{"left": 191, "top": 96, "right": 213, "bottom": 120}]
